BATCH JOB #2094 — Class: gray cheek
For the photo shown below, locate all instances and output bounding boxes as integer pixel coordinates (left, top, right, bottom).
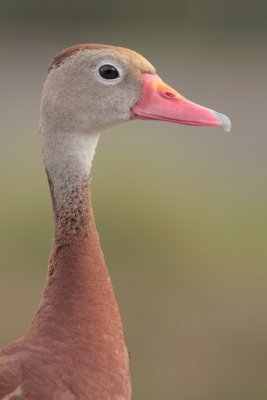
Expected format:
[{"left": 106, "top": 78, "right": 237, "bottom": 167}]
[{"left": 89, "top": 83, "right": 135, "bottom": 119}]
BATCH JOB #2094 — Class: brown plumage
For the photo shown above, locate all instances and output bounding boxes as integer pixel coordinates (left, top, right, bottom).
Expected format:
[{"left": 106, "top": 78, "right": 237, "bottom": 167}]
[
  {"left": 1, "top": 189, "right": 130, "bottom": 399},
  {"left": 9, "top": 397, "right": 26, "bottom": 400},
  {"left": 49, "top": 43, "right": 152, "bottom": 72},
  {"left": 0, "top": 44, "right": 230, "bottom": 400}
]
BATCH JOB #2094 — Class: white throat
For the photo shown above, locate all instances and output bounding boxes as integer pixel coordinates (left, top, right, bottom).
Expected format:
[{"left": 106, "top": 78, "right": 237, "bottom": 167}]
[{"left": 41, "top": 129, "right": 99, "bottom": 203}]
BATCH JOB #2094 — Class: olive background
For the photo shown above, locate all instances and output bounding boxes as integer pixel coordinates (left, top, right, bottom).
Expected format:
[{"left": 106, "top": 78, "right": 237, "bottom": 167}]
[{"left": 0, "top": 1, "right": 267, "bottom": 399}]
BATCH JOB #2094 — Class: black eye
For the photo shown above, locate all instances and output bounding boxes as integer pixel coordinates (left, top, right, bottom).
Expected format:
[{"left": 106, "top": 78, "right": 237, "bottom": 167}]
[{"left": 99, "top": 64, "right": 119, "bottom": 80}]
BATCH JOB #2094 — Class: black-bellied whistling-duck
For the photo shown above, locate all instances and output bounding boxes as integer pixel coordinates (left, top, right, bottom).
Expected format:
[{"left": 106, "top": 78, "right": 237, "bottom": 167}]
[{"left": 0, "top": 44, "right": 230, "bottom": 400}]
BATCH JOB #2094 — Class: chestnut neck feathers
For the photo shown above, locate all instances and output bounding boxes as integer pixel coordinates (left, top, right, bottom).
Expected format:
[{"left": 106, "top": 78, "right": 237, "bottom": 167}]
[{"left": 28, "top": 179, "right": 131, "bottom": 399}]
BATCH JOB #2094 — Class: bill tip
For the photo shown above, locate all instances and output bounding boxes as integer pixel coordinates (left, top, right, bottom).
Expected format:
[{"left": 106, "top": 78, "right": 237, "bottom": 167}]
[{"left": 214, "top": 112, "right": 231, "bottom": 133}]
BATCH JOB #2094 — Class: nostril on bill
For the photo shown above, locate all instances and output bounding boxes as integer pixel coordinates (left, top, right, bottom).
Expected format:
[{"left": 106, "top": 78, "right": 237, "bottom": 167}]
[{"left": 165, "top": 92, "right": 176, "bottom": 98}]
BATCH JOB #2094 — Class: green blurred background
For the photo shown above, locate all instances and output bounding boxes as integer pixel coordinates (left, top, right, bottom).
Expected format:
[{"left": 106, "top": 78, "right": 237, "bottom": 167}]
[{"left": 0, "top": 1, "right": 267, "bottom": 399}]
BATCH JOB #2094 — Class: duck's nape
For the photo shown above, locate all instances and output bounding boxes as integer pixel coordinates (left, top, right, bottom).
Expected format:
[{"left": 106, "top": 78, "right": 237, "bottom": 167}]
[{"left": 0, "top": 43, "right": 231, "bottom": 400}]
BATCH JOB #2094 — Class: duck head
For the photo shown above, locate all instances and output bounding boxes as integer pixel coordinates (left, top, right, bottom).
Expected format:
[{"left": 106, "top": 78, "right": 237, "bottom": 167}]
[{"left": 42, "top": 43, "right": 230, "bottom": 135}]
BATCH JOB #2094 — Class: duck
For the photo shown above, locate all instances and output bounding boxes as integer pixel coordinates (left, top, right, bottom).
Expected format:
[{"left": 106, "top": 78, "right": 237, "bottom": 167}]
[{"left": 0, "top": 43, "right": 230, "bottom": 400}]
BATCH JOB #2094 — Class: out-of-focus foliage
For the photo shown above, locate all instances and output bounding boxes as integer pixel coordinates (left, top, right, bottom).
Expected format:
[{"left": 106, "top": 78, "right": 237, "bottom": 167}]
[{"left": 0, "top": 1, "right": 266, "bottom": 399}]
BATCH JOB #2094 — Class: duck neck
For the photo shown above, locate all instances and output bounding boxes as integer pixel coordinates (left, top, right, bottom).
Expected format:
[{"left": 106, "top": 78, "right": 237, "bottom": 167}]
[
  {"left": 28, "top": 130, "right": 131, "bottom": 397},
  {"left": 45, "top": 131, "right": 98, "bottom": 245}
]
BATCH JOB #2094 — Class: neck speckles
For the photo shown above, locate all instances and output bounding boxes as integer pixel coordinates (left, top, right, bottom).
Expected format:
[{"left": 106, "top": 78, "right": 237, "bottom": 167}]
[{"left": 50, "top": 174, "right": 91, "bottom": 244}]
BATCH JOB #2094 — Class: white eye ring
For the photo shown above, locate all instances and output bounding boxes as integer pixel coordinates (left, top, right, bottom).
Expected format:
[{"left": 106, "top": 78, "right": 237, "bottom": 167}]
[{"left": 95, "top": 60, "right": 124, "bottom": 85}]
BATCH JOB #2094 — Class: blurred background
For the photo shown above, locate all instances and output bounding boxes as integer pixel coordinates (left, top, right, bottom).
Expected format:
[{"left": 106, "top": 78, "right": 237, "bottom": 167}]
[{"left": 0, "top": 1, "right": 267, "bottom": 398}]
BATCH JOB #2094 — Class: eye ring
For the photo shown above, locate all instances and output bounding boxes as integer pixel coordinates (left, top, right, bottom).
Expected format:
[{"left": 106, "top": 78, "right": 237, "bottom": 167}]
[
  {"left": 99, "top": 64, "right": 119, "bottom": 80},
  {"left": 95, "top": 60, "right": 123, "bottom": 85}
]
